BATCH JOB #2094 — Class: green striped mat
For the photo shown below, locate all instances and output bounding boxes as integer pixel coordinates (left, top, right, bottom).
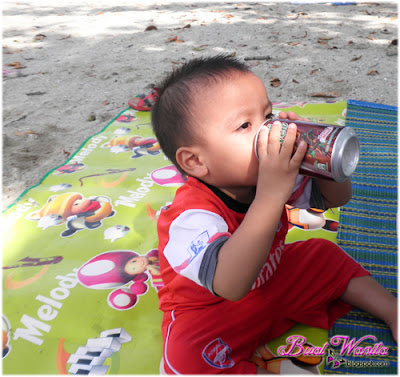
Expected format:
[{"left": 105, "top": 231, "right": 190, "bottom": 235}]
[{"left": 324, "top": 100, "right": 398, "bottom": 374}]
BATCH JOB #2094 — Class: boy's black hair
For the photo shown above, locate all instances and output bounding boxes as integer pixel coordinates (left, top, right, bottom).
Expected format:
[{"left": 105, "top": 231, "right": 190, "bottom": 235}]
[{"left": 151, "top": 55, "right": 250, "bottom": 176}]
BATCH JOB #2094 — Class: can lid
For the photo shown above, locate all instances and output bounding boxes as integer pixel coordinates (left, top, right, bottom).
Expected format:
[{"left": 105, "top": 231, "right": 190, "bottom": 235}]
[
  {"left": 254, "top": 121, "right": 269, "bottom": 161},
  {"left": 331, "top": 127, "right": 360, "bottom": 182}
]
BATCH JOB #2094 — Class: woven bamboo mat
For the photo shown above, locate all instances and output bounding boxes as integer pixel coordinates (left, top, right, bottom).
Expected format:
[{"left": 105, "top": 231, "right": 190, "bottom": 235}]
[{"left": 324, "top": 100, "right": 398, "bottom": 374}]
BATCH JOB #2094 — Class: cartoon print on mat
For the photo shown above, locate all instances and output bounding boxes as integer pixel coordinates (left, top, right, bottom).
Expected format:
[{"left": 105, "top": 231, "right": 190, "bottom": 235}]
[
  {"left": 59, "top": 328, "right": 132, "bottom": 375},
  {"left": 25, "top": 192, "right": 115, "bottom": 237},
  {"left": 3, "top": 255, "right": 63, "bottom": 270},
  {"left": 53, "top": 161, "right": 86, "bottom": 175},
  {"left": 77, "top": 249, "right": 162, "bottom": 310},
  {"left": 114, "top": 127, "right": 131, "bottom": 135},
  {"left": 146, "top": 200, "right": 174, "bottom": 222},
  {"left": 49, "top": 183, "right": 72, "bottom": 192},
  {"left": 3, "top": 255, "right": 64, "bottom": 291},
  {"left": 101, "top": 134, "right": 160, "bottom": 159},
  {"left": 251, "top": 342, "right": 322, "bottom": 374},
  {"left": 104, "top": 225, "right": 130, "bottom": 243},
  {"left": 2, "top": 316, "right": 12, "bottom": 359},
  {"left": 150, "top": 165, "right": 186, "bottom": 187},
  {"left": 145, "top": 166, "right": 185, "bottom": 219},
  {"left": 78, "top": 167, "right": 136, "bottom": 187},
  {"left": 116, "top": 113, "right": 138, "bottom": 123},
  {"left": 286, "top": 205, "right": 338, "bottom": 232}
]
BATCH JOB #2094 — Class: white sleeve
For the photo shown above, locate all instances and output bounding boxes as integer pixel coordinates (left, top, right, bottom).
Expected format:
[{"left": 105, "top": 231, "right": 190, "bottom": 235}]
[{"left": 163, "top": 209, "right": 229, "bottom": 287}]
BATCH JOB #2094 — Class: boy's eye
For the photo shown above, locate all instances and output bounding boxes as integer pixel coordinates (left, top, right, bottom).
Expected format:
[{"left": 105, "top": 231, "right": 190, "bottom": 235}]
[
  {"left": 265, "top": 112, "right": 274, "bottom": 120},
  {"left": 239, "top": 122, "right": 250, "bottom": 130}
]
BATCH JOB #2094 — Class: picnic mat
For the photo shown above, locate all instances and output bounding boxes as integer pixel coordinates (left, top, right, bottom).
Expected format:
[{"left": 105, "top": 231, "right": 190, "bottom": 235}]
[
  {"left": 323, "top": 100, "right": 398, "bottom": 374},
  {"left": 1, "top": 100, "right": 396, "bottom": 374}
]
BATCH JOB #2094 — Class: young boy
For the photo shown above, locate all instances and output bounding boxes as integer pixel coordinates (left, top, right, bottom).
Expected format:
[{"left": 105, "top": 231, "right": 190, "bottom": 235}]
[{"left": 151, "top": 55, "right": 397, "bottom": 374}]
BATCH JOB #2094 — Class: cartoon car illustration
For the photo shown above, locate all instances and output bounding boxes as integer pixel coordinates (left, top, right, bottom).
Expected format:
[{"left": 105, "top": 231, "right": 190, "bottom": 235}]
[{"left": 25, "top": 192, "right": 115, "bottom": 237}]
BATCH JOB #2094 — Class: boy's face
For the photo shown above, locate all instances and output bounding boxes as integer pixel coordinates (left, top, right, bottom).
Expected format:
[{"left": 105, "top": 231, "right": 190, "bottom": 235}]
[{"left": 191, "top": 71, "right": 273, "bottom": 202}]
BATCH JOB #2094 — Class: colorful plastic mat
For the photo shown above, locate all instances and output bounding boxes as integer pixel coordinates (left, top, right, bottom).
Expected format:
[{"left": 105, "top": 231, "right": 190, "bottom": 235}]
[
  {"left": 323, "top": 100, "right": 398, "bottom": 374},
  {"left": 2, "top": 100, "right": 395, "bottom": 374}
]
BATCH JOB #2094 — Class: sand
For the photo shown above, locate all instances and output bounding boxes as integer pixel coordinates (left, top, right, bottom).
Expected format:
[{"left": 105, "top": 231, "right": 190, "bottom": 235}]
[{"left": 2, "top": 0, "right": 398, "bottom": 209}]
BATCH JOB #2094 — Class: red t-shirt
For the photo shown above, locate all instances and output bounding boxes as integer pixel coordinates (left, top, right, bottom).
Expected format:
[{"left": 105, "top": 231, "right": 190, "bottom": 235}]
[{"left": 157, "top": 176, "right": 312, "bottom": 310}]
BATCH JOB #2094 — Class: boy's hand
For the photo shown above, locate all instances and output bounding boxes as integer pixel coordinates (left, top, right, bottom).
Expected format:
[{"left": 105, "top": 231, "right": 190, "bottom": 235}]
[
  {"left": 256, "top": 120, "right": 307, "bottom": 205},
  {"left": 278, "top": 110, "right": 352, "bottom": 209},
  {"left": 278, "top": 110, "right": 309, "bottom": 122}
]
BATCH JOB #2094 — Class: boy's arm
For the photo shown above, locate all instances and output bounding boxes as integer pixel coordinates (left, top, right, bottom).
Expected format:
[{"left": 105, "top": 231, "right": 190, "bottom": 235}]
[
  {"left": 213, "top": 123, "right": 308, "bottom": 301},
  {"left": 212, "top": 195, "right": 284, "bottom": 301},
  {"left": 316, "top": 178, "right": 352, "bottom": 209}
]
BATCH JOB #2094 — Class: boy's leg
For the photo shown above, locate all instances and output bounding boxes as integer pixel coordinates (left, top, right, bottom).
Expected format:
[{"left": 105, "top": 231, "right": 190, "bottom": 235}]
[
  {"left": 340, "top": 275, "right": 398, "bottom": 342},
  {"left": 269, "top": 238, "right": 397, "bottom": 344},
  {"left": 161, "top": 309, "right": 261, "bottom": 374},
  {"left": 262, "top": 238, "right": 369, "bottom": 338}
]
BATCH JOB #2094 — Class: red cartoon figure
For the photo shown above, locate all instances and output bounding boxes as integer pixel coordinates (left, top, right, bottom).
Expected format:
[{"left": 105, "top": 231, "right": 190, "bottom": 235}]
[
  {"left": 25, "top": 192, "right": 115, "bottom": 237},
  {"left": 116, "top": 114, "right": 138, "bottom": 123},
  {"left": 53, "top": 161, "right": 86, "bottom": 175},
  {"left": 77, "top": 249, "right": 162, "bottom": 310}
]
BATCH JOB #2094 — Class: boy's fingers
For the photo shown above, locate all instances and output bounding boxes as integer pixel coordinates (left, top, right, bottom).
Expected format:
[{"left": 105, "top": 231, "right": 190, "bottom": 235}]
[
  {"left": 278, "top": 111, "right": 288, "bottom": 119},
  {"left": 278, "top": 111, "right": 306, "bottom": 121},
  {"left": 287, "top": 111, "right": 305, "bottom": 121},
  {"left": 280, "top": 123, "right": 297, "bottom": 158},
  {"left": 268, "top": 121, "right": 283, "bottom": 154},
  {"left": 290, "top": 140, "right": 308, "bottom": 168},
  {"left": 256, "top": 125, "right": 269, "bottom": 159}
]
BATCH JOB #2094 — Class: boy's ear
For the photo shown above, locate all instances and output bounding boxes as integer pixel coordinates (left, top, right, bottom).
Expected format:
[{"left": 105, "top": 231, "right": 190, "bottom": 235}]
[{"left": 176, "top": 146, "right": 208, "bottom": 178}]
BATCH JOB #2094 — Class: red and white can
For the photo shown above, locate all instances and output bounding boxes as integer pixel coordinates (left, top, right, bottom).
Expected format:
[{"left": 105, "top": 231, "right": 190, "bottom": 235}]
[{"left": 254, "top": 119, "right": 360, "bottom": 182}]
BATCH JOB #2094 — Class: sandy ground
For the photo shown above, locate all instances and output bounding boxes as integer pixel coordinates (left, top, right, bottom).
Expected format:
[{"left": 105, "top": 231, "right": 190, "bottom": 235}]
[{"left": 2, "top": 0, "right": 398, "bottom": 209}]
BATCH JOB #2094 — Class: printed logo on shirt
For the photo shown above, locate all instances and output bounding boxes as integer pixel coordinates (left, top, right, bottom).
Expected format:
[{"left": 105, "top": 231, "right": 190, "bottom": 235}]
[
  {"left": 171, "top": 230, "right": 211, "bottom": 274},
  {"left": 188, "top": 230, "right": 210, "bottom": 264},
  {"left": 252, "top": 240, "right": 285, "bottom": 290},
  {"left": 202, "top": 338, "right": 235, "bottom": 369}
]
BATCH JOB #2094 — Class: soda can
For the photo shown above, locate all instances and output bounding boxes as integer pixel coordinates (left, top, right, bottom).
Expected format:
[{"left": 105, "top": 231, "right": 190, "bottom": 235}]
[{"left": 254, "top": 119, "right": 360, "bottom": 182}]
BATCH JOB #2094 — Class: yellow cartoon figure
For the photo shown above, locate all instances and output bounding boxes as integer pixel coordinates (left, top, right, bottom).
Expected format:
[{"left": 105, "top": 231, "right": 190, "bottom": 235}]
[
  {"left": 102, "top": 135, "right": 160, "bottom": 158},
  {"left": 25, "top": 192, "right": 115, "bottom": 237}
]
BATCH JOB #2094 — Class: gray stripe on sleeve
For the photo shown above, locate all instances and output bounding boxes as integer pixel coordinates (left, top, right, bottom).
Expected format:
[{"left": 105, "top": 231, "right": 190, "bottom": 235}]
[{"left": 198, "top": 236, "right": 229, "bottom": 296}]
